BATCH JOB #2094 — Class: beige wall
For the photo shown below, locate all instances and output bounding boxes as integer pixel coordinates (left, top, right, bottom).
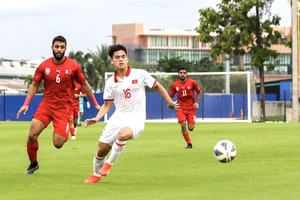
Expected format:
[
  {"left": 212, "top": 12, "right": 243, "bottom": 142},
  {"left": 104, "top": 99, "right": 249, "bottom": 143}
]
[{"left": 112, "top": 23, "right": 144, "bottom": 45}]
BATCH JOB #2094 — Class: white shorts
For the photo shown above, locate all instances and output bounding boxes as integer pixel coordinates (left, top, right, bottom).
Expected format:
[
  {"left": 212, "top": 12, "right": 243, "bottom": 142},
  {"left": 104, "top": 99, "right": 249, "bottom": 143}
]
[{"left": 99, "top": 120, "right": 145, "bottom": 145}]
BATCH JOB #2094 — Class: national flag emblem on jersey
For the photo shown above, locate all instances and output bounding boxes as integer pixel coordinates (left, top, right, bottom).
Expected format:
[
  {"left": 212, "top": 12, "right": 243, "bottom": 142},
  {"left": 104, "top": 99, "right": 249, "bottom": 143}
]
[
  {"left": 132, "top": 79, "right": 138, "bottom": 84},
  {"left": 65, "top": 70, "right": 72, "bottom": 74}
]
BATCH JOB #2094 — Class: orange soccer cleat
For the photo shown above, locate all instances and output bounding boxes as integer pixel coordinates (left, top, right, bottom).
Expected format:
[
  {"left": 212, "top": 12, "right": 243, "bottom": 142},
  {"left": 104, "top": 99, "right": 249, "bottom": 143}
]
[
  {"left": 99, "top": 162, "right": 112, "bottom": 176},
  {"left": 84, "top": 174, "right": 102, "bottom": 184}
]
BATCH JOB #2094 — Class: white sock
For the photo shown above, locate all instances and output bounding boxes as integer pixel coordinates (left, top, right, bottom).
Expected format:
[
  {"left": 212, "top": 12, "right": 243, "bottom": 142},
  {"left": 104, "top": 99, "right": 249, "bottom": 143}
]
[
  {"left": 107, "top": 139, "right": 126, "bottom": 164},
  {"left": 93, "top": 154, "right": 105, "bottom": 176}
]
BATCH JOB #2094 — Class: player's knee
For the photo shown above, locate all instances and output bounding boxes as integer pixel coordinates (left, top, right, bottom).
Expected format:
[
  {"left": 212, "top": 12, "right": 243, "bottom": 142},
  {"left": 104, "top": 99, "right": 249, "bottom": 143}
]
[
  {"left": 28, "top": 132, "right": 38, "bottom": 141},
  {"left": 97, "top": 144, "right": 111, "bottom": 157},
  {"left": 118, "top": 128, "right": 133, "bottom": 141},
  {"left": 188, "top": 125, "right": 195, "bottom": 131},
  {"left": 53, "top": 142, "right": 64, "bottom": 149},
  {"left": 52, "top": 136, "right": 67, "bottom": 149}
]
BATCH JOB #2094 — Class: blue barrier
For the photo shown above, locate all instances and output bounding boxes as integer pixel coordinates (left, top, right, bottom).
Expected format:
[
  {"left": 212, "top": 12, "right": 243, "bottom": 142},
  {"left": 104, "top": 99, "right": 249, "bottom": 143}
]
[
  {"left": 0, "top": 93, "right": 265, "bottom": 121},
  {"left": 0, "top": 93, "right": 103, "bottom": 121}
]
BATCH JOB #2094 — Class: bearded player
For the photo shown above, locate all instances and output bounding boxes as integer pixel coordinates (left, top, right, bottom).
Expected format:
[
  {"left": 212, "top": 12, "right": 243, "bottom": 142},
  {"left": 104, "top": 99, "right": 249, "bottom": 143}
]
[
  {"left": 17, "top": 35, "right": 101, "bottom": 175},
  {"left": 169, "top": 67, "right": 202, "bottom": 148}
]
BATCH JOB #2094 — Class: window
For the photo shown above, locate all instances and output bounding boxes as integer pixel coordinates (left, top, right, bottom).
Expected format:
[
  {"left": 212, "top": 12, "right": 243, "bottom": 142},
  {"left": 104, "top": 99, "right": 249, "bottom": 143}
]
[
  {"left": 140, "top": 49, "right": 213, "bottom": 64},
  {"left": 192, "top": 38, "right": 199, "bottom": 48},
  {"left": 158, "top": 50, "right": 168, "bottom": 59},
  {"left": 149, "top": 50, "right": 158, "bottom": 64},
  {"left": 191, "top": 51, "right": 200, "bottom": 61},
  {"left": 244, "top": 54, "right": 251, "bottom": 64},
  {"left": 150, "top": 36, "right": 168, "bottom": 46},
  {"left": 179, "top": 50, "right": 189, "bottom": 60},
  {"left": 141, "top": 50, "right": 148, "bottom": 64},
  {"left": 171, "top": 37, "right": 188, "bottom": 47},
  {"left": 170, "top": 50, "right": 179, "bottom": 57}
]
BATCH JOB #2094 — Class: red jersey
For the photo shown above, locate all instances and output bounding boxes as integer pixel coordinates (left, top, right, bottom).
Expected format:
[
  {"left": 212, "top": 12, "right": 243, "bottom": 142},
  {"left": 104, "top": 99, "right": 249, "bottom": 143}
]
[
  {"left": 33, "top": 57, "right": 86, "bottom": 108},
  {"left": 169, "top": 78, "right": 201, "bottom": 110},
  {"left": 73, "top": 82, "right": 85, "bottom": 107}
]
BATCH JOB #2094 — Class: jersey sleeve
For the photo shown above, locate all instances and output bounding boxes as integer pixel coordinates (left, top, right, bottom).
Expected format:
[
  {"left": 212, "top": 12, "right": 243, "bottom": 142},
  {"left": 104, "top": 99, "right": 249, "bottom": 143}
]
[
  {"left": 103, "top": 78, "right": 114, "bottom": 100},
  {"left": 74, "top": 63, "right": 86, "bottom": 85},
  {"left": 33, "top": 64, "right": 45, "bottom": 84},
  {"left": 141, "top": 69, "right": 156, "bottom": 88}
]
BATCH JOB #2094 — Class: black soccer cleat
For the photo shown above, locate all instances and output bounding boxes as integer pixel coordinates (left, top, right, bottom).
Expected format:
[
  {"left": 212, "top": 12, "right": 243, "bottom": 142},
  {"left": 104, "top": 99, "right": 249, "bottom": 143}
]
[
  {"left": 24, "top": 161, "right": 39, "bottom": 175},
  {"left": 185, "top": 144, "right": 193, "bottom": 149}
]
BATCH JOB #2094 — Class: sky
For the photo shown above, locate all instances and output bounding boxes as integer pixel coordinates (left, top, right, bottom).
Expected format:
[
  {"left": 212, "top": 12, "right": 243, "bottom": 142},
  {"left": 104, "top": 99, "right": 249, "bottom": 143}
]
[{"left": 0, "top": 0, "right": 291, "bottom": 60}]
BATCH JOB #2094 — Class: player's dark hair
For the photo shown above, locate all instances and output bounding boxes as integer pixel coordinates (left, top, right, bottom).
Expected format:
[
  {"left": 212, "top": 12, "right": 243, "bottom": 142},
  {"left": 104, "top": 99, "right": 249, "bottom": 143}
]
[
  {"left": 52, "top": 35, "right": 67, "bottom": 46},
  {"left": 178, "top": 67, "right": 187, "bottom": 72},
  {"left": 109, "top": 44, "right": 128, "bottom": 58}
]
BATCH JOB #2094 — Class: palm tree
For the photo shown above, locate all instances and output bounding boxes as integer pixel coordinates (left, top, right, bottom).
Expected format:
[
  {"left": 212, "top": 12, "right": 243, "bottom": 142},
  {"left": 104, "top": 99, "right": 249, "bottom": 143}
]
[
  {"left": 84, "top": 61, "right": 101, "bottom": 92},
  {"left": 68, "top": 50, "right": 89, "bottom": 72},
  {"left": 24, "top": 75, "right": 33, "bottom": 88},
  {"left": 68, "top": 47, "right": 113, "bottom": 92},
  {"left": 89, "top": 45, "right": 114, "bottom": 92},
  {"left": 24, "top": 74, "right": 44, "bottom": 93}
]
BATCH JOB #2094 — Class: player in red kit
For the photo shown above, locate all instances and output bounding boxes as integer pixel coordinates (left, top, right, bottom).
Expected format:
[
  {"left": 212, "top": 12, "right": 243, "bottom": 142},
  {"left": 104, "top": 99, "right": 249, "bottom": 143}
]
[
  {"left": 169, "top": 67, "right": 202, "bottom": 149},
  {"left": 16, "top": 35, "right": 101, "bottom": 175},
  {"left": 69, "top": 81, "right": 87, "bottom": 140}
]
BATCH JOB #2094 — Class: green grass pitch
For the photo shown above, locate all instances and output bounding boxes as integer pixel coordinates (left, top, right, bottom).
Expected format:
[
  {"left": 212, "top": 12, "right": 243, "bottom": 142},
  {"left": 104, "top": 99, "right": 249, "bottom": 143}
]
[{"left": 0, "top": 121, "right": 299, "bottom": 200}]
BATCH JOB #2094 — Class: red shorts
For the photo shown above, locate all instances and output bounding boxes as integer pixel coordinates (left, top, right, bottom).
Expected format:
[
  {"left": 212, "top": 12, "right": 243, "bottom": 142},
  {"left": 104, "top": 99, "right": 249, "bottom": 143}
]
[
  {"left": 33, "top": 100, "right": 72, "bottom": 139},
  {"left": 177, "top": 109, "right": 196, "bottom": 125}
]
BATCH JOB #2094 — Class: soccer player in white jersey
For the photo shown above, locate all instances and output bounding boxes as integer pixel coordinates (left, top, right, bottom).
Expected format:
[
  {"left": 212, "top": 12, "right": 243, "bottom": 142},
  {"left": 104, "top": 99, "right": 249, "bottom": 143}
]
[{"left": 84, "top": 44, "right": 179, "bottom": 184}]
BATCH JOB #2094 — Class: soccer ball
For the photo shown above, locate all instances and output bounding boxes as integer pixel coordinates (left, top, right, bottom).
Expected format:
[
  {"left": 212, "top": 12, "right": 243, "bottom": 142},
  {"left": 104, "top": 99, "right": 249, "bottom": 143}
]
[{"left": 213, "top": 140, "right": 236, "bottom": 163}]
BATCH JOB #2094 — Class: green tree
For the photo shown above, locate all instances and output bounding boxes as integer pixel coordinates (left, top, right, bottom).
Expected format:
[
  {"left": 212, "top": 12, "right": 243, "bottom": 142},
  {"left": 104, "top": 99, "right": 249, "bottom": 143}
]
[
  {"left": 195, "top": 0, "right": 282, "bottom": 120},
  {"left": 157, "top": 56, "right": 190, "bottom": 72},
  {"left": 24, "top": 74, "right": 44, "bottom": 93},
  {"left": 89, "top": 45, "right": 114, "bottom": 92},
  {"left": 68, "top": 46, "right": 113, "bottom": 92},
  {"left": 128, "top": 60, "right": 144, "bottom": 69},
  {"left": 84, "top": 60, "right": 101, "bottom": 92},
  {"left": 155, "top": 56, "right": 225, "bottom": 92},
  {"left": 191, "top": 57, "right": 224, "bottom": 72},
  {"left": 24, "top": 75, "right": 33, "bottom": 88},
  {"left": 68, "top": 50, "right": 93, "bottom": 72},
  {"left": 68, "top": 50, "right": 99, "bottom": 91}
]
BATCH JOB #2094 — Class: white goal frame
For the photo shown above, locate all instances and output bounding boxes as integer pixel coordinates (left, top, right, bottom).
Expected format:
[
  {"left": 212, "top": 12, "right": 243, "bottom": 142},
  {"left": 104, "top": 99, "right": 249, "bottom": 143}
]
[{"left": 104, "top": 71, "right": 256, "bottom": 123}]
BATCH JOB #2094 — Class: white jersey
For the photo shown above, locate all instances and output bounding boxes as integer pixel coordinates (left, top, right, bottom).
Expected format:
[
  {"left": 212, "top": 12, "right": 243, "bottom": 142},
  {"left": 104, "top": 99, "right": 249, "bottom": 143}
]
[{"left": 104, "top": 67, "right": 156, "bottom": 123}]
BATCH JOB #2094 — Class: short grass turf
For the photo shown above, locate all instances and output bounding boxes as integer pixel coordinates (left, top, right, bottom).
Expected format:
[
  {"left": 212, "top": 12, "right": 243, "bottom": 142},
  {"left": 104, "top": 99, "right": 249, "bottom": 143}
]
[{"left": 0, "top": 121, "right": 299, "bottom": 200}]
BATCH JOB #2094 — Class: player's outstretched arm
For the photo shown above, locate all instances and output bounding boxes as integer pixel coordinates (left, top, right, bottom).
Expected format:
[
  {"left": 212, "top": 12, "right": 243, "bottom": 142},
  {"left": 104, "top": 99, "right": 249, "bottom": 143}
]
[
  {"left": 84, "top": 101, "right": 112, "bottom": 128},
  {"left": 81, "top": 81, "right": 101, "bottom": 110},
  {"left": 16, "top": 82, "right": 39, "bottom": 118},
  {"left": 152, "top": 82, "right": 179, "bottom": 110}
]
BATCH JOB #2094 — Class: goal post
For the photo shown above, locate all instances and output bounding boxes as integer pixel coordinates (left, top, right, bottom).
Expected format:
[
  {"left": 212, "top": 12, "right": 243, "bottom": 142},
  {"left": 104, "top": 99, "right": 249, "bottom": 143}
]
[{"left": 104, "top": 71, "right": 259, "bottom": 123}]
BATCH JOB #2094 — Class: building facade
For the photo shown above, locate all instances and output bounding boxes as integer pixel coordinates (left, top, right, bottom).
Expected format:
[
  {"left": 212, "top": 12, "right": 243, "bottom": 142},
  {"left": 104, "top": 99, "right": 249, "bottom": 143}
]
[
  {"left": 111, "top": 23, "right": 292, "bottom": 81},
  {"left": 0, "top": 58, "right": 43, "bottom": 93}
]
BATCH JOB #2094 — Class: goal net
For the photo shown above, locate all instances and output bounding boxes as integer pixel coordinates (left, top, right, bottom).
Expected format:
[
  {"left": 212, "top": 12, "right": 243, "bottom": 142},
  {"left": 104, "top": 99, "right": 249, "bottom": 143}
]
[{"left": 104, "top": 71, "right": 259, "bottom": 123}]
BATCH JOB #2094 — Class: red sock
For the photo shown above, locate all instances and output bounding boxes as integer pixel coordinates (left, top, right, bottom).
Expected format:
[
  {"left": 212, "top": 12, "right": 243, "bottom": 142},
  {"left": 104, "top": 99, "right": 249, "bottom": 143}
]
[
  {"left": 69, "top": 128, "right": 75, "bottom": 136},
  {"left": 26, "top": 140, "right": 39, "bottom": 162},
  {"left": 183, "top": 133, "right": 192, "bottom": 144}
]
